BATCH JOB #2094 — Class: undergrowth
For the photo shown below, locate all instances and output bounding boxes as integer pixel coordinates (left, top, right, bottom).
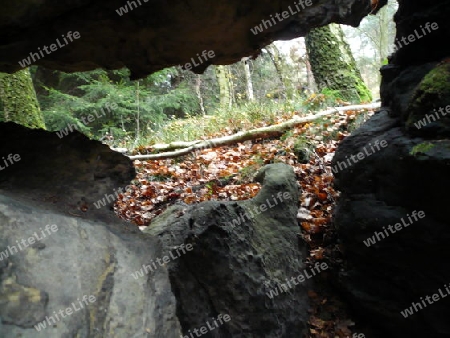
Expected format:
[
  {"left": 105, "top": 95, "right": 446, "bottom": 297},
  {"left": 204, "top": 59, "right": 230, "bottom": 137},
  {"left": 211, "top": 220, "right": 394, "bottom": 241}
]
[{"left": 125, "top": 92, "right": 372, "bottom": 150}]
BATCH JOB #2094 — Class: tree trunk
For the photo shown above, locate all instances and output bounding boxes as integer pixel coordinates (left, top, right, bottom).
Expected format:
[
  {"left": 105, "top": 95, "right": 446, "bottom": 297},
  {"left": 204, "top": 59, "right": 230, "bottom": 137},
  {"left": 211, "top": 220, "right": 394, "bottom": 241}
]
[
  {"left": 305, "top": 24, "right": 372, "bottom": 102},
  {"left": 194, "top": 74, "right": 206, "bottom": 115},
  {"left": 215, "top": 65, "right": 233, "bottom": 109},
  {"left": 305, "top": 53, "right": 315, "bottom": 91},
  {"left": 134, "top": 80, "right": 140, "bottom": 146},
  {"left": 242, "top": 59, "right": 254, "bottom": 101},
  {"left": 0, "top": 68, "right": 46, "bottom": 129},
  {"left": 265, "top": 44, "right": 288, "bottom": 98}
]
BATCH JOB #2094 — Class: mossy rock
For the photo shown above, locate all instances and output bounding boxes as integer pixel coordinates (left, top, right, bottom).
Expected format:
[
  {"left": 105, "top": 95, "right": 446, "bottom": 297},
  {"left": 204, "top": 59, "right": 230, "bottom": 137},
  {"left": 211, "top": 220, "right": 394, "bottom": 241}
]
[
  {"left": 409, "top": 142, "right": 435, "bottom": 156},
  {"left": 405, "top": 62, "right": 450, "bottom": 136},
  {"left": 408, "top": 140, "right": 450, "bottom": 161}
]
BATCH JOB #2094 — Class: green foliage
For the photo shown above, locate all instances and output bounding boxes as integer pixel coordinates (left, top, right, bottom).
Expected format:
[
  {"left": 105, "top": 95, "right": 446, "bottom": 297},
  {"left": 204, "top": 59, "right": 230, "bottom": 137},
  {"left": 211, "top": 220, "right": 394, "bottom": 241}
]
[
  {"left": 205, "top": 182, "right": 215, "bottom": 197},
  {"left": 320, "top": 88, "right": 344, "bottom": 102},
  {"left": 37, "top": 67, "right": 200, "bottom": 142},
  {"left": 145, "top": 86, "right": 199, "bottom": 119}
]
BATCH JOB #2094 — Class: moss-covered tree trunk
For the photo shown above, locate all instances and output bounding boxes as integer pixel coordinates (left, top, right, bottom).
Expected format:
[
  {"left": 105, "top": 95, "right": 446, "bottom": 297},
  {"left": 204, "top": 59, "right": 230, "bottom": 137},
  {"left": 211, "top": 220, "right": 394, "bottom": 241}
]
[
  {"left": 0, "top": 68, "right": 46, "bottom": 129},
  {"left": 305, "top": 24, "right": 372, "bottom": 102}
]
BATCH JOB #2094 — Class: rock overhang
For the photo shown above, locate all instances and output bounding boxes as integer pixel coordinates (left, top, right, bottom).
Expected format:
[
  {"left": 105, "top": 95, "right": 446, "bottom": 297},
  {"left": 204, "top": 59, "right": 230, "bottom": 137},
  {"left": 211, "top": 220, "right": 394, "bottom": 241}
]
[{"left": 0, "top": 0, "right": 377, "bottom": 79}]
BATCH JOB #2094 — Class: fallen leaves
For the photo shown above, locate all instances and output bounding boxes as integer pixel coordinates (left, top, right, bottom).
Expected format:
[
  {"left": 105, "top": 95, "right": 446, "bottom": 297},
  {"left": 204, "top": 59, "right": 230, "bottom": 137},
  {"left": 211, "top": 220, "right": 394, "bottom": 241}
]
[{"left": 114, "top": 106, "right": 375, "bottom": 337}]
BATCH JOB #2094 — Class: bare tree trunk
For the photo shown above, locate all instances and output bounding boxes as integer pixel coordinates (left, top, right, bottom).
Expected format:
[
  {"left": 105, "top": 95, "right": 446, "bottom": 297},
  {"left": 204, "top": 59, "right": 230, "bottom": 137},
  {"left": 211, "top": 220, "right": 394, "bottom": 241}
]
[
  {"left": 194, "top": 74, "right": 206, "bottom": 115},
  {"left": 305, "top": 53, "right": 315, "bottom": 91},
  {"left": 242, "top": 58, "right": 254, "bottom": 101},
  {"left": 134, "top": 80, "right": 140, "bottom": 146}
]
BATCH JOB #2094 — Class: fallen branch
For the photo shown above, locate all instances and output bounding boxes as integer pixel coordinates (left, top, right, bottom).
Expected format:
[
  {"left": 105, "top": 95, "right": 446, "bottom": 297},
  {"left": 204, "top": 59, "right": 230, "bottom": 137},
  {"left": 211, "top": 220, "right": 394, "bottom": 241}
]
[{"left": 129, "top": 102, "right": 381, "bottom": 160}]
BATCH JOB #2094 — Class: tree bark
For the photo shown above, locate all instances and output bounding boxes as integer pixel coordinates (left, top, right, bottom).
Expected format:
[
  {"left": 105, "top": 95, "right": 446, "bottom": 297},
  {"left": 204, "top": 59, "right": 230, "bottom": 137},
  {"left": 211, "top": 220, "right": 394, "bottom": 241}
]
[
  {"left": 305, "top": 53, "right": 315, "bottom": 91},
  {"left": 305, "top": 24, "right": 372, "bottom": 102},
  {"left": 265, "top": 44, "right": 288, "bottom": 98},
  {"left": 242, "top": 59, "right": 254, "bottom": 101},
  {"left": 0, "top": 68, "right": 46, "bottom": 129},
  {"left": 215, "top": 65, "right": 233, "bottom": 109},
  {"left": 194, "top": 74, "right": 206, "bottom": 115}
]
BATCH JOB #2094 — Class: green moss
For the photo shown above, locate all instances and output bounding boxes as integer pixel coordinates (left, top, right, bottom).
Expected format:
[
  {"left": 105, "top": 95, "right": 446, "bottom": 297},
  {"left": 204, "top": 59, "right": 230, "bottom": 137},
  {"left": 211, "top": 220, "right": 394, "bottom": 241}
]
[
  {"left": 417, "top": 64, "right": 450, "bottom": 99},
  {"left": 405, "top": 63, "right": 450, "bottom": 133},
  {"left": 410, "top": 142, "right": 435, "bottom": 156},
  {"left": 305, "top": 25, "right": 372, "bottom": 103},
  {"left": 0, "top": 69, "right": 46, "bottom": 129},
  {"left": 355, "top": 79, "right": 373, "bottom": 102}
]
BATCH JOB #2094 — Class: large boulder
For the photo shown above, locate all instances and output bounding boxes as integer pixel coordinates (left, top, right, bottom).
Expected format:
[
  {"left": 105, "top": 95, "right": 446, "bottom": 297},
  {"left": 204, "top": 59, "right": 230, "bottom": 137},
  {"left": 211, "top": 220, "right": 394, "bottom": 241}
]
[
  {"left": 146, "top": 163, "right": 313, "bottom": 337},
  {"left": 333, "top": 111, "right": 450, "bottom": 337},
  {"left": 0, "top": 123, "right": 182, "bottom": 337},
  {"left": 333, "top": 0, "right": 450, "bottom": 336}
]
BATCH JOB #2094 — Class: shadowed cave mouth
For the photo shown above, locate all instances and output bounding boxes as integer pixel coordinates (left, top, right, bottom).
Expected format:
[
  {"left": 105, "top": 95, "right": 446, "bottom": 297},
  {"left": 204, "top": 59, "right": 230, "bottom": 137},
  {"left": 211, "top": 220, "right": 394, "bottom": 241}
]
[{"left": 2, "top": 0, "right": 450, "bottom": 337}]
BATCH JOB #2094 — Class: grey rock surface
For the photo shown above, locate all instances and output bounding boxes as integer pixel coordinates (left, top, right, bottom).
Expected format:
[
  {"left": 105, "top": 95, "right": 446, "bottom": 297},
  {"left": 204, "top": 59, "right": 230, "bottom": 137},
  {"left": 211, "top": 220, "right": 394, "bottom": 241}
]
[
  {"left": 0, "top": 123, "right": 182, "bottom": 337},
  {"left": 146, "top": 163, "right": 310, "bottom": 337}
]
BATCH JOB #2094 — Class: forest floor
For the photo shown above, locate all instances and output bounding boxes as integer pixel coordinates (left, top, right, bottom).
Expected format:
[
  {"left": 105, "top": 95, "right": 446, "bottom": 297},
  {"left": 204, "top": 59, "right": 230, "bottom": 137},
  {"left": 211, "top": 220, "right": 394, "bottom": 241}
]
[{"left": 114, "top": 105, "right": 376, "bottom": 338}]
